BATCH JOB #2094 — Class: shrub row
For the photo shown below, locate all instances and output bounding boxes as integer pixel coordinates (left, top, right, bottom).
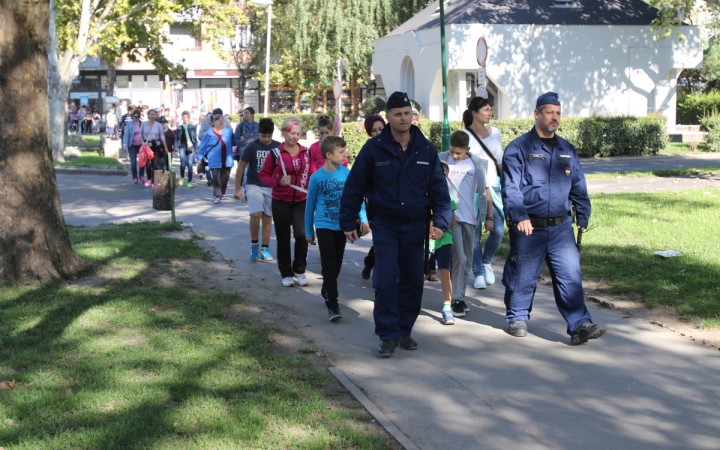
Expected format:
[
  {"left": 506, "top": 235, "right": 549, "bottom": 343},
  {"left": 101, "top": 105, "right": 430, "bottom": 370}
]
[
  {"left": 229, "top": 113, "right": 668, "bottom": 162},
  {"left": 416, "top": 115, "right": 668, "bottom": 158}
]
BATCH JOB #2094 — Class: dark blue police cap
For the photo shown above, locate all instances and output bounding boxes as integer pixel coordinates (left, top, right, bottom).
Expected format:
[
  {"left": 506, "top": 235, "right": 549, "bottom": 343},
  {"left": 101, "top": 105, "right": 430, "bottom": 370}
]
[
  {"left": 536, "top": 92, "right": 561, "bottom": 109},
  {"left": 386, "top": 91, "right": 412, "bottom": 111}
]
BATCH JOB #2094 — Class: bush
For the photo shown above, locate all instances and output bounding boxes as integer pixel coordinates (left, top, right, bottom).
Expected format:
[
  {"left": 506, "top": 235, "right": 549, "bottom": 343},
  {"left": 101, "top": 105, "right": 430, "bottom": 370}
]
[
  {"left": 678, "top": 91, "right": 720, "bottom": 125},
  {"left": 407, "top": 115, "right": 666, "bottom": 157},
  {"left": 361, "top": 96, "right": 386, "bottom": 117},
  {"left": 700, "top": 113, "right": 720, "bottom": 152}
]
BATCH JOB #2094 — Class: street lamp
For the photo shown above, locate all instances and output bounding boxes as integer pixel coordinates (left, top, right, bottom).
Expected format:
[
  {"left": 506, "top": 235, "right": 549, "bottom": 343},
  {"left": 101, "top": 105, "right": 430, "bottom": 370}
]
[{"left": 253, "top": 0, "right": 273, "bottom": 117}]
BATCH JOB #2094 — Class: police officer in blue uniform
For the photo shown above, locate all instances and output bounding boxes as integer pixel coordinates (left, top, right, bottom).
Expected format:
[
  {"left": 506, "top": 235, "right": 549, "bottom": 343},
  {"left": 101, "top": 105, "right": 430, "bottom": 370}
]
[
  {"left": 340, "top": 92, "right": 451, "bottom": 357},
  {"left": 501, "top": 92, "right": 605, "bottom": 346}
]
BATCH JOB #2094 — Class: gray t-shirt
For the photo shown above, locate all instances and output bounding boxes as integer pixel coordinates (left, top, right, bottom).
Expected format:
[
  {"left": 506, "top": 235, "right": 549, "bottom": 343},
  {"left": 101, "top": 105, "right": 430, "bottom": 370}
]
[{"left": 241, "top": 139, "right": 280, "bottom": 187}]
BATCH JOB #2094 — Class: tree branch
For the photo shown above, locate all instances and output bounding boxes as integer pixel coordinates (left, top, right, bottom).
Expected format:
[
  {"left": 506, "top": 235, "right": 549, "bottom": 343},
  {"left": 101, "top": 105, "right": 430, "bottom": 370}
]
[{"left": 96, "top": 1, "right": 151, "bottom": 34}]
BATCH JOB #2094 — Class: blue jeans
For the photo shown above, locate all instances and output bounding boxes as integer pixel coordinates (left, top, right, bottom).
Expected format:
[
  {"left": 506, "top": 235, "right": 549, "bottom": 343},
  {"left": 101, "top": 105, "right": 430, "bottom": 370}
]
[
  {"left": 179, "top": 149, "right": 195, "bottom": 182},
  {"left": 128, "top": 145, "right": 145, "bottom": 179},
  {"left": 473, "top": 186, "right": 505, "bottom": 277}
]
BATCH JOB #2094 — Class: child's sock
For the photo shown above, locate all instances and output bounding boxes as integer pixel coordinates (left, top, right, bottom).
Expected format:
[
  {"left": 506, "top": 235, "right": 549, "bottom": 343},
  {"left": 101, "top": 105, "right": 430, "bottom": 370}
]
[
  {"left": 443, "top": 303, "right": 452, "bottom": 311},
  {"left": 251, "top": 240, "right": 259, "bottom": 245},
  {"left": 262, "top": 244, "right": 269, "bottom": 248}
]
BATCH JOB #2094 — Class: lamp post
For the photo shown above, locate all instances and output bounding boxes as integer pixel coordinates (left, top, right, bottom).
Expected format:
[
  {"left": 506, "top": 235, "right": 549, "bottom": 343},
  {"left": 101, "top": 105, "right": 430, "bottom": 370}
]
[
  {"left": 254, "top": 0, "right": 273, "bottom": 117},
  {"left": 439, "top": 0, "right": 450, "bottom": 152}
]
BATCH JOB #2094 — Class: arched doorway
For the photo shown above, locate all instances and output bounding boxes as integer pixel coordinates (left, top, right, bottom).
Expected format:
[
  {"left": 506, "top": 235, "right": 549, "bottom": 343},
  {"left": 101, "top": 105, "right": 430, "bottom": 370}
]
[{"left": 400, "top": 56, "right": 415, "bottom": 100}]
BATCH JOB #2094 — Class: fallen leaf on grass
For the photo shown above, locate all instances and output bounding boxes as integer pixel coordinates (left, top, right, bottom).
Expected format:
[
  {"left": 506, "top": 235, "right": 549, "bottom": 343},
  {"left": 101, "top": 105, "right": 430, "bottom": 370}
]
[
  {"left": 0, "top": 380, "right": 15, "bottom": 390},
  {"left": 651, "top": 218, "right": 658, "bottom": 223},
  {"left": 629, "top": 270, "right": 637, "bottom": 274},
  {"left": 114, "top": 248, "right": 120, "bottom": 254},
  {"left": 138, "top": 281, "right": 145, "bottom": 286}
]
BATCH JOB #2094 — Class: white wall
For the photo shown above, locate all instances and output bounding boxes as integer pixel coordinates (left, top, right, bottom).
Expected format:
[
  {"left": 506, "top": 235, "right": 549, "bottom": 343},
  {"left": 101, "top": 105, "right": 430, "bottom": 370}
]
[{"left": 373, "top": 24, "right": 702, "bottom": 127}]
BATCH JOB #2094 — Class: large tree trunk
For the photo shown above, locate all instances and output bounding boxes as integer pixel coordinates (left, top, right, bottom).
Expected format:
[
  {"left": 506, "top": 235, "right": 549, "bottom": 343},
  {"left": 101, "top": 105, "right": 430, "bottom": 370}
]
[
  {"left": 0, "top": 0, "right": 89, "bottom": 281},
  {"left": 106, "top": 59, "right": 116, "bottom": 96},
  {"left": 237, "top": 72, "right": 246, "bottom": 110}
]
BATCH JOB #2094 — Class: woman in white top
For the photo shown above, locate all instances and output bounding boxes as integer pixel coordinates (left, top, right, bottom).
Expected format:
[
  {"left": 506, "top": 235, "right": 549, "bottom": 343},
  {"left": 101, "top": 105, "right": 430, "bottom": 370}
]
[
  {"left": 140, "top": 109, "right": 170, "bottom": 186},
  {"left": 462, "top": 97, "right": 504, "bottom": 289}
]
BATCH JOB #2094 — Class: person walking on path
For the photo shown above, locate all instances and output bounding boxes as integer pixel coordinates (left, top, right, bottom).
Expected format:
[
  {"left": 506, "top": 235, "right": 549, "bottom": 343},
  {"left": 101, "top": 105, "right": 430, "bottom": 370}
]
[
  {"left": 502, "top": 92, "right": 605, "bottom": 345},
  {"left": 140, "top": 109, "right": 169, "bottom": 187},
  {"left": 159, "top": 117, "right": 175, "bottom": 171},
  {"left": 430, "top": 160, "right": 458, "bottom": 325},
  {"left": 121, "top": 109, "right": 145, "bottom": 185},
  {"left": 464, "top": 97, "right": 505, "bottom": 290},
  {"left": 233, "top": 107, "right": 260, "bottom": 160},
  {"left": 439, "top": 131, "right": 489, "bottom": 319},
  {"left": 306, "top": 136, "right": 369, "bottom": 322},
  {"left": 258, "top": 117, "right": 315, "bottom": 288},
  {"left": 339, "top": 92, "right": 451, "bottom": 358},
  {"left": 197, "top": 113, "right": 235, "bottom": 204},
  {"left": 234, "top": 117, "right": 278, "bottom": 262},
  {"left": 309, "top": 116, "right": 348, "bottom": 171},
  {"left": 359, "top": 114, "right": 385, "bottom": 280},
  {"left": 175, "top": 111, "right": 198, "bottom": 188}
]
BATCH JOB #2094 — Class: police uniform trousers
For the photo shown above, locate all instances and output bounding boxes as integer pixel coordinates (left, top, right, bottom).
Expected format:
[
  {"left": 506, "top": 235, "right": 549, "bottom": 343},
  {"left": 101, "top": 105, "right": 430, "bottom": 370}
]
[
  {"left": 502, "top": 216, "right": 592, "bottom": 334},
  {"left": 371, "top": 216, "right": 426, "bottom": 341}
]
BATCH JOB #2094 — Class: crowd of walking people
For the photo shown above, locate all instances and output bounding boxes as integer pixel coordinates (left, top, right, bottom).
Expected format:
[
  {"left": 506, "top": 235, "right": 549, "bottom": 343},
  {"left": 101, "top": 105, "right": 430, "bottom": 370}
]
[{"left": 108, "top": 90, "right": 605, "bottom": 356}]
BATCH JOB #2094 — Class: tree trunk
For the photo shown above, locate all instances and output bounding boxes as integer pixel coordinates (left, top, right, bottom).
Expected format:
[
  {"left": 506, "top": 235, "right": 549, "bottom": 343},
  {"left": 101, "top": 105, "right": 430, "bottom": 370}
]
[
  {"left": 106, "top": 59, "right": 116, "bottom": 96},
  {"left": 0, "top": 0, "right": 89, "bottom": 282},
  {"left": 237, "top": 72, "right": 246, "bottom": 110}
]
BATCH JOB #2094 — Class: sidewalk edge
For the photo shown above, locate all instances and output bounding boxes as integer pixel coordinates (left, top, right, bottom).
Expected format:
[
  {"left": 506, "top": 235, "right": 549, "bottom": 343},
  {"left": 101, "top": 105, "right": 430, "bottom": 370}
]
[{"left": 328, "top": 367, "right": 419, "bottom": 450}]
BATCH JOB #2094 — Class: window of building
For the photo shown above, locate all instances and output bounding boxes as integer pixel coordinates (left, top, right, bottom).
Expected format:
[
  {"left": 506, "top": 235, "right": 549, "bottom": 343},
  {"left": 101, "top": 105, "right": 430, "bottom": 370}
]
[
  {"left": 116, "top": 75, "right": 129, "bottom": 88},
  {"left": 204, "top": 82, "right": 228, "bottom": 88},
  {"left": 146, "top": 75, "right": 160, "bottom": 89},
  {"left": 188, "top": 79, "right": 200, "bottom": 89},
  {"left": 82, "top": 76, "right": 99, "bottom": 90},
  {"left": 169, "top": 23, "right": 201, "bottom": 51},
  {"left": 131, "top": 75, "right": 144, "bottom": 89}
]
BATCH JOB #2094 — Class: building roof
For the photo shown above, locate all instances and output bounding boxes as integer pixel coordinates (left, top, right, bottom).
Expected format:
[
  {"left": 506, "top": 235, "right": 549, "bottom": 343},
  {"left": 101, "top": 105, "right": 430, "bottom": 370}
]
[{"left": 388, "top": 0, "right": 662, "bottom": 36}]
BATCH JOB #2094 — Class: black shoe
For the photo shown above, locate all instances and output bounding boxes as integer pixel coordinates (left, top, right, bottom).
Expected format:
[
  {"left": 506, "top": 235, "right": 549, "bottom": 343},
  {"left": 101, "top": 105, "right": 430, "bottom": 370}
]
[
  {"left": 327, "top": 305, "right": 342, "bottom": 322},
  {"left": 207, "top": 181, "right": 211, "bottom": 186},
  {"left": 570, "top": 322, "right": 606, "bottom": 346},
  {"left": 451, "top": 300, "right": 466, "bottom": 318},
  {"left": 398, "top": 335, "right": 417, "bottom": 350},
  {"left": 377, "top": 340, "right": 397, "bottom": 357},
  {"left": 459, "top": 300, "right": 469, "bottom": 312},
  {"left": 509, "top": 320, "right": 528, "bottom": 337},
  {"left": 361, "top": 265, "right": 371, "bottom": 280}
]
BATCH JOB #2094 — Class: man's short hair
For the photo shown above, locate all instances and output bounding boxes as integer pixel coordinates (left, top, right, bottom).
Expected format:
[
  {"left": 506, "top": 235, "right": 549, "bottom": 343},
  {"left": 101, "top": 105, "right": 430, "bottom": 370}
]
[
  {"left": 258, "top": 117, "right": 274, "bottom": 134},
  {"left": 212, "top": 108, "right": 223, "bottom": 116},
  {"left": 450, "top": 130, "right": 470, "bottom": 149},
  {"left": 182, "top": 111, "right": 190, "bottom": 117},
  {"left": 321, "top": 135, "right": 346, "bottom": 159}
]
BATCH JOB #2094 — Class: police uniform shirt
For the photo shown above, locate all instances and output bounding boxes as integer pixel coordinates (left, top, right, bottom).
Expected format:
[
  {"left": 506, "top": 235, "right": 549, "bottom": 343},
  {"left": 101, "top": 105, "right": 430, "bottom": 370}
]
[{"left": 501, "top": 127, "right": 591, "bottom": 228}]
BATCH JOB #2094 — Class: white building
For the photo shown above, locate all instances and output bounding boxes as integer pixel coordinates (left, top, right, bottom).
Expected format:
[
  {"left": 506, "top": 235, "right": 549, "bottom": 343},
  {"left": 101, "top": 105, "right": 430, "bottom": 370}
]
[{"left": 372, "top": 0, "right": 703, "bottom": 129}]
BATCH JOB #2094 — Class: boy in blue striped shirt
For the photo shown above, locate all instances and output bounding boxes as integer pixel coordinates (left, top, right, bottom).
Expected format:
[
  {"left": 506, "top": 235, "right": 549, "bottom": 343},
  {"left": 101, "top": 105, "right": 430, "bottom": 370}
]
[{"left": 306, "top": 136, "right": 368, "bottom": 321}]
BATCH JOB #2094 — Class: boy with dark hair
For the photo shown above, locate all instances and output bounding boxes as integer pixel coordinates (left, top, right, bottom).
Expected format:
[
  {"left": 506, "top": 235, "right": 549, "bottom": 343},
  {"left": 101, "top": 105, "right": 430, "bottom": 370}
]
[
  {"left": 235, "top": 117, "right": 278, "bottom": 262},
  {"left": 305, "top": 135, "right": 369, "bottom": 321},
  {"left": 440, "top": 130, "right": 489, "bottom": 318}
]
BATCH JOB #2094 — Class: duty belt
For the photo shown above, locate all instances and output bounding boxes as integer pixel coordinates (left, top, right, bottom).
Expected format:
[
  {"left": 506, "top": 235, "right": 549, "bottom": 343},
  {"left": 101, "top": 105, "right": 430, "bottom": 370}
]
[{"left": 529, "top": 211, "right": 571, "bottom": 227}]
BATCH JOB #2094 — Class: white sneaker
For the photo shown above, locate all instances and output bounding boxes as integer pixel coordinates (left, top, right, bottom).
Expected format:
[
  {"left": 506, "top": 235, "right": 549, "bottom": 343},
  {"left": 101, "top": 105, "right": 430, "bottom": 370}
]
[
  {"left": 483, "top": 264, "right": 496, "bottom": 285},
  {"left": 281, "top": 277, "right": 294, "bottom": 287},
  {"left": 473, "top": 275, "right": 486, "bottom": 289},
  {"left": 296, "top": 273, "right": 309, "bottom": 286}
]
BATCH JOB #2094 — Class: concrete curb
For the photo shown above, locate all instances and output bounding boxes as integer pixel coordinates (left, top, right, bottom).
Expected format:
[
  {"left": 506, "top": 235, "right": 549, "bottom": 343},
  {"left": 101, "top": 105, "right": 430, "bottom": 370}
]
[
  {"left": 328, "top": 367, "right": 419, "bottom": 450},
  {"left": 55, "top": 167, "right": 128, "bottom": 176}
]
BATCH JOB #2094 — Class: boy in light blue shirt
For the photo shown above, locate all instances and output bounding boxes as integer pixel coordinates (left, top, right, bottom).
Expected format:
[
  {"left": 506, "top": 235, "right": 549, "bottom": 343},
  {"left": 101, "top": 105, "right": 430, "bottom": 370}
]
[{"left": 306, "top": 136, "right": 368, "bottom": 321}]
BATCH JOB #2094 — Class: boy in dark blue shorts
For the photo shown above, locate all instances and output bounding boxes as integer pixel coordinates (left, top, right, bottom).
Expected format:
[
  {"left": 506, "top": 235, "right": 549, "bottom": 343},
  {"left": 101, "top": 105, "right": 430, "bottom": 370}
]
[{"left": 430, "top": 161, "right": 458, "bottom": 325}]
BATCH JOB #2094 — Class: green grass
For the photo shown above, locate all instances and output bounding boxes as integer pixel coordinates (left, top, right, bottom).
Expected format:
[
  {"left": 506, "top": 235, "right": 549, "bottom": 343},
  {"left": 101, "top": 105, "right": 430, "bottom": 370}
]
[
  {"left": 0, "top": 223, "right": 391, "bottom": 449},
  {"left": 660, "top": 142, "right": 711, "bottom": 155},
  {"left": 55, "top": 152, "right": 124, "bottom": 170},
  {"left": 585, "top": 166, "right": 720, "bottom": 180},
  {"left": 66, "top": 135, "right": 102, "bottom": 146},
  {"left": 493, "top": 188, "right": 720, "bottom": 327}
]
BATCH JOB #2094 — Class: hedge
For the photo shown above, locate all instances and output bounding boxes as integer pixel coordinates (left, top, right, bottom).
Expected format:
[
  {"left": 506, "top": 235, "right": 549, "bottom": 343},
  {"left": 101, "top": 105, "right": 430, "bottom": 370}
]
[
  {"left": 677, "top": 91, "right": 720, "bottom": 125},
  {"left": 230, "top": 113, "right": 668, "bottom": 163},
  {"left": 699, "top": 113, "right": 720, "bottom": 152},
  {"left": 416, "top": 115, "right": 667, "bottom": 157}
]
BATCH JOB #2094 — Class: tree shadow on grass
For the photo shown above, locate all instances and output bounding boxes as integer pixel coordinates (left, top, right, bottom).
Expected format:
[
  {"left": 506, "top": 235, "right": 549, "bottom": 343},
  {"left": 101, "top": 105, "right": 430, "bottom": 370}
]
[{"left": 0, "top": 223, "right": 390, "bottom": 449}]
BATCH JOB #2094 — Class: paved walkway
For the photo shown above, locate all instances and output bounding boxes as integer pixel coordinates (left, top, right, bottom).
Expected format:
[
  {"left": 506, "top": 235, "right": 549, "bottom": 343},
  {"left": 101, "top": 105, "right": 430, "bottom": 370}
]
[{"left": 57, "top": 156, "right": 720, "bottom": 449}]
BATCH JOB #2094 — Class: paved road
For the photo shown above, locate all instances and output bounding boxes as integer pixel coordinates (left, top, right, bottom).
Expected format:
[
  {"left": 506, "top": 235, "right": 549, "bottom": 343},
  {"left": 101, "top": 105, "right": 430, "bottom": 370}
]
[{"left": 57, "top": 159, "right": 720, "bottom": 449}]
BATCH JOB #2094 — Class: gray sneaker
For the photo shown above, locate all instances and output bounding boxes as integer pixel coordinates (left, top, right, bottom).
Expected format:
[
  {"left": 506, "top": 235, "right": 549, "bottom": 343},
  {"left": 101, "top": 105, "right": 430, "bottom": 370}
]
[{"left": 509, "top": 320, "right": 528, "bottom": 337}]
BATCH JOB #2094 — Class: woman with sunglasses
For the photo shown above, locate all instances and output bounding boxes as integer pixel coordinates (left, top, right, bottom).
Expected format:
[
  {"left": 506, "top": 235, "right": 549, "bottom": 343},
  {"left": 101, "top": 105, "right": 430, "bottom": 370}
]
[{"left": 122, "top": 109, "right": 146, "bottom": 184}]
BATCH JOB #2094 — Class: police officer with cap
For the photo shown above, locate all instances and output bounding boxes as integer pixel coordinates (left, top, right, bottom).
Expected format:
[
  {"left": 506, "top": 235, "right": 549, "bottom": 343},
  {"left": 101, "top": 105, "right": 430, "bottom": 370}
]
[
  {"left": 501, "top": 92, "right": 605, "bottom": 346},
  {"left": 340, "top": 92, "right": 451, "bottom": 357}
]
